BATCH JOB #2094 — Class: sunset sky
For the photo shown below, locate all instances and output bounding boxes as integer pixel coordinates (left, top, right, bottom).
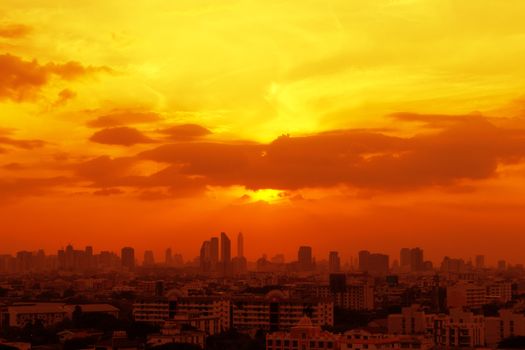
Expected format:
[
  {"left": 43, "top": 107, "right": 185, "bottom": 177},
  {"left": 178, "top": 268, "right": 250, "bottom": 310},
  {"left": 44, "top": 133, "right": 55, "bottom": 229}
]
[{"left": 2, "top": 0, "right": 525, "bottom": 265}]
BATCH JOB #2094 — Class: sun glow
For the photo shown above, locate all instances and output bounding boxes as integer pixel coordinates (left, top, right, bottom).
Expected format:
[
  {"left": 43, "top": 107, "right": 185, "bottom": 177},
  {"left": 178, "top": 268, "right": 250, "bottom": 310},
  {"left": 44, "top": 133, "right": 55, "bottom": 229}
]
[{"left": 249, "top": 189, "right": 284, "bottom": 204}]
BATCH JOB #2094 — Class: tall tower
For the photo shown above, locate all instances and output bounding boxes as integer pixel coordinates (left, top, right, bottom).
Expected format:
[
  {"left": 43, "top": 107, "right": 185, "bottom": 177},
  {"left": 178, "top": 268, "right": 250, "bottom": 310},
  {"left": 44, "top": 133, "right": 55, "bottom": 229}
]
[
  {"left": 400, "top": 248, "right": 411, "bottom": 269},
  {"left": 121, "top": 247, "right": 135, "bottom": 270},
  {"left": 220, "top": 232, "right": 232, "bottom": 277},
  {"left": 298, "top": 246, "right": 313, "bottom": 271},
  {"left": 165, "top": 248, "right": 173, "bottom": 266},
  {"left": 358, "top": 250, "right": 370, "bottom": 272},
  {"left": 329, "top": 251, "right": 341, "bottom": 273},
  {"left": 200, "top": 240, "right": 211, "bottom": 272},
  {"left": 410, "top": 247, "right": 424, "bottom": 271},
  {"left": 237, "top": 232, "right": 244, "bottom": 258},
  {"left": 143, "top": 250, "right": 155, "bottom": 266},
  {"left": 210, "top": 237, "right": 219, "bottom": 271}
]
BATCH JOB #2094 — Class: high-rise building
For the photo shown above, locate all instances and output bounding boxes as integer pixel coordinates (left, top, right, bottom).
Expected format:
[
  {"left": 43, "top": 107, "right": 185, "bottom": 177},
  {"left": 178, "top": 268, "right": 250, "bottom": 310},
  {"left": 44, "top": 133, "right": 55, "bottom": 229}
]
[
  {"left": 85, "top": 246, "right": 93, "bottom": 269},
  {"left": 410, "top": 248, "right": 424, "bottom": 272},
  {"left": 359, "top": 251, "right": 389, "bottom": 274},
  {"left": 400, "top": 248, "right": 411, "bottom": 268},
  {"left": 328, "top": 251, "right": 341, "bottom": 273},
  {"left": 298, "top": 246, "right": 313, "bottom": 272},
  {"left": 65, "top": 244, "right": 74, "bottom": 271},
  {"left": 200, "top": 240, "right": 211, "bottom": 272},
  {"left": 220, "top": 232, "right": 232, "bottom": 277},
  {"left": 369, "top": 253, "right": 389, "bottom": 275},
  {"left": 475, "top": 255, "right": 485, "bottom": 269},
  {"left": 121, "top": 247, "right": 135, "bottom": 270},
  {"left": 358, "top": 250, "right": 370, "bottom": 272},
  {"left": 165, "top": 248, "right": 173, "bottom": 266},
  {"left": 400, "top": 247, "right": 424, "bottom": 272},
  {"left": 237, "top": 232, "right": 244, "bottom": 258},
  {"left": 143, "top": 250, "right": 155, "bottom": 266},
  {"left": 210, "top": 237, "right": 219, "bottom": 271}
]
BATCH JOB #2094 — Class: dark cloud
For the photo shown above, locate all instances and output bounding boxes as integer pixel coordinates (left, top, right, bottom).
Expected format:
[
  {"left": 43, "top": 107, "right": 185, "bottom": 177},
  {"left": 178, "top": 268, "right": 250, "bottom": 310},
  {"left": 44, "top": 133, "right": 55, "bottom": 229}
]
[
  {"left": 0, "top": 53, "right": 110, "bottom": 101},
  {"left": 0, "top": 134, "right": 46, "bottom": 150},
  {"left": 69, "top": 114, "right": 525, "bottom": 199},
  {"left": 86, "top": 111, "right": 161, "bottom": 128},
  {"left": 75, "top": 156, "right": 137, "bottom": 187},
  {"left": 89, "top": 127, "right": 154, "bottom": 146},
  {"left": 159, "top": 124, "right": 211, "bottom": 140},
  {"left": 75, "top": 156, "right": 207, "bottom": 198},
  {"left": 54, "top": 88, "right": 76, "bottom": 106},
  {"left": 0, "top": 24, "right": 32, "bottom": 38},
  {"left": 137, "top": 116, "right": 525, "bottom": 191}
]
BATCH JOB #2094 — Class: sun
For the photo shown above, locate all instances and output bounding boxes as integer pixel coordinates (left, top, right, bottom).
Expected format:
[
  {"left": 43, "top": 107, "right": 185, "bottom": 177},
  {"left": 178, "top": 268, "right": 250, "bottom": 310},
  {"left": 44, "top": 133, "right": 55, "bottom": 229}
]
[{"left": 249, "top": 189, "right": 284, "bottom": 204}]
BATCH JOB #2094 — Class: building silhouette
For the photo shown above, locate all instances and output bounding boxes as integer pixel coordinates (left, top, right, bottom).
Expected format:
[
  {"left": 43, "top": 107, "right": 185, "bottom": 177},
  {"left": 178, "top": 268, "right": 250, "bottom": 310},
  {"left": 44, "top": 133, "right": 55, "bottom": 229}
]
[
  {"left": 220, "top": 232, "right": 232, "bottom": 277},
  {"left": 298, "top": 246, "right": 313, "bottom": 272},
  {"left": 121, "top": 247, "right": 135, "bottom": 271},
  {"left": 328, "top": 251, "right": 341, "bottom": 273},
  {"left": 210, "top": 237, "right": 219, "bottom": 271},
  {"left": 143, "top": 250, "right": 155, "bottom": 266}
]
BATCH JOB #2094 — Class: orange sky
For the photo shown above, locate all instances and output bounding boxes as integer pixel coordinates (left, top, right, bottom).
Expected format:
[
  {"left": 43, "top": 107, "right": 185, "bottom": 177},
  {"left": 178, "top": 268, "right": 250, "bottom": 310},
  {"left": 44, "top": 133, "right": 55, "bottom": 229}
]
[{"left": 1, "top": 0, "right": 525, "bottom": 265}]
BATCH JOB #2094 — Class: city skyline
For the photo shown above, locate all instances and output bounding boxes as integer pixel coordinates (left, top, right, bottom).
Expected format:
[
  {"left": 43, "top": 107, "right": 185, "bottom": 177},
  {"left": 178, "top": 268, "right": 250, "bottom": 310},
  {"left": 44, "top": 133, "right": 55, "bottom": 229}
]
[{"left": 0, "top": 238, "right": 519, "bottom": 270}]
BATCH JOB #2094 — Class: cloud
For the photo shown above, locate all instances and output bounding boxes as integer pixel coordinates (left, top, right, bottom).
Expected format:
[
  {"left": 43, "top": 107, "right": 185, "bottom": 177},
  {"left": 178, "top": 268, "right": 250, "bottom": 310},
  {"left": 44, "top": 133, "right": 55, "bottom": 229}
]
[
  {"left": 86, "top": 110, "right": 161, "bottom": 128},
  {"left": 67, "top": 114, "right": 525, "bottom": 199},
  {"left": 75, "top": 156, "right": 207, "bottom": 198},
  {"left": 2, "top": 162, "right": 25, "bottom": 171},
  {"left": 54, "top": 88, "right": 76, "bottom": 106},
  {"left": 89, "top": 127, "right": 154, "bottom": 146},
  {"left": 75, "top": 156, "right": 137, "bottom": 187},
  {"left": 159, "top": 124, "right": 211, "bottom": 140},
  {"left": 0, "top": 176, "right": 70, "bottom": 202},
  {"left": 136, "top": 116, "right": 525, "bottom": 191},
  {"left": 93, "top": 187, "right": 124, "bottom": 196},
  {"left": 0, "top": 24, "right": 32, "bottom": 38},
  {"left": 0, "top": 53, "right": 110, "bottom": 101},
  {"left": 0, "top": 134, "right": 46, "bottom": 150}
]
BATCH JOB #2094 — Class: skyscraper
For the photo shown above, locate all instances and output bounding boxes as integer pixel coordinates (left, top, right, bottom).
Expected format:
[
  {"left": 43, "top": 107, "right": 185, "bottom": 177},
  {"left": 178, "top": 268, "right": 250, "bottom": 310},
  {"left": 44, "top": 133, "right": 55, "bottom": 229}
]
[
  {"left": 143, "top": 250, "right": 155, "bottom": 266},
  {"left": 358, "top": 250, "right": 370, "bottom": 272},
  {"left": 220, "top": 232, "right": 232, "bottom": 277},
  {"left": 400, "top": 247, "right": 424, "bottom": 272},
  {"left": 237, "top": 232, "right": 244, "bottom": 258},
  {"left": 233, "top": 232, "right": 247, "bottom": 275},
  {"left": 400, "top": 248, "right": 411, "bottom": 268},
  {"left": 475, "top": 255, "right": 485, "bottom": 269},
  {"left": 298, "top": 246, "right": 313, "bottom": 271},
  {"left": 329, "top": 251, "right": 341, "bottom": 273},
  {"left": 85, "top": 246, "right": 93, "bottom": 270},
  {"left": 165, "top": 248, "right": 173, "bottom": 266},
  {"left": 410, "top": 247, "right": 424, "bottom": 272},
  {"left": 210, "top": 236, "right": 219, "bottom": 271},
  {"left": 359, "top": 250, "right": 389, "bottom": 274},
  {"left": 200, "top": 240, "right": 211, "bottom": 272},
  {"left": 121, "top": 247, "right": 135, "bottom": 270}
]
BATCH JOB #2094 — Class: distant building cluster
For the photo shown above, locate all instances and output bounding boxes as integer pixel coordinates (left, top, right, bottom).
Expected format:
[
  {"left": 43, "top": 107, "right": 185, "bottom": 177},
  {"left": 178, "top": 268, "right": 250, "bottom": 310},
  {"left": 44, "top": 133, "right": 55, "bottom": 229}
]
[{"left": 1, "top": 236, "right": 525, "bottom": 349}]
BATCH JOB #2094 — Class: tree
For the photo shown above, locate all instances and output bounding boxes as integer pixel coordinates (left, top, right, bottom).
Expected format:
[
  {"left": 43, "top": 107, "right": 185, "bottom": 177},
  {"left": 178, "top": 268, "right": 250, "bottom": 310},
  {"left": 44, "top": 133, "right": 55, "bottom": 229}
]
[{"left": 498, "top": 336, "right": 525, "bottom": 348}]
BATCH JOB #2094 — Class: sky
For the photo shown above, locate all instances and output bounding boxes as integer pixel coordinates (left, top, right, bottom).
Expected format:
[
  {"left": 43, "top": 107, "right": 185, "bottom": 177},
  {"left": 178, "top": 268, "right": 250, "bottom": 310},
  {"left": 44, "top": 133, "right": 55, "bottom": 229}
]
[{"left": 1, "top": 0, "right": 525, "bottom": 265}]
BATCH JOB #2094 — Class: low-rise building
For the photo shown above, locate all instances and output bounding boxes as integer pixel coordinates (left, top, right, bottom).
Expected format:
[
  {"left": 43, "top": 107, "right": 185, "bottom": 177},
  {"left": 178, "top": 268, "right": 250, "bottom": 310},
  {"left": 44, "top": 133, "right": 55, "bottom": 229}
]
[{"left": 266, "top": 316, "right": 339, "bottom": 350}]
